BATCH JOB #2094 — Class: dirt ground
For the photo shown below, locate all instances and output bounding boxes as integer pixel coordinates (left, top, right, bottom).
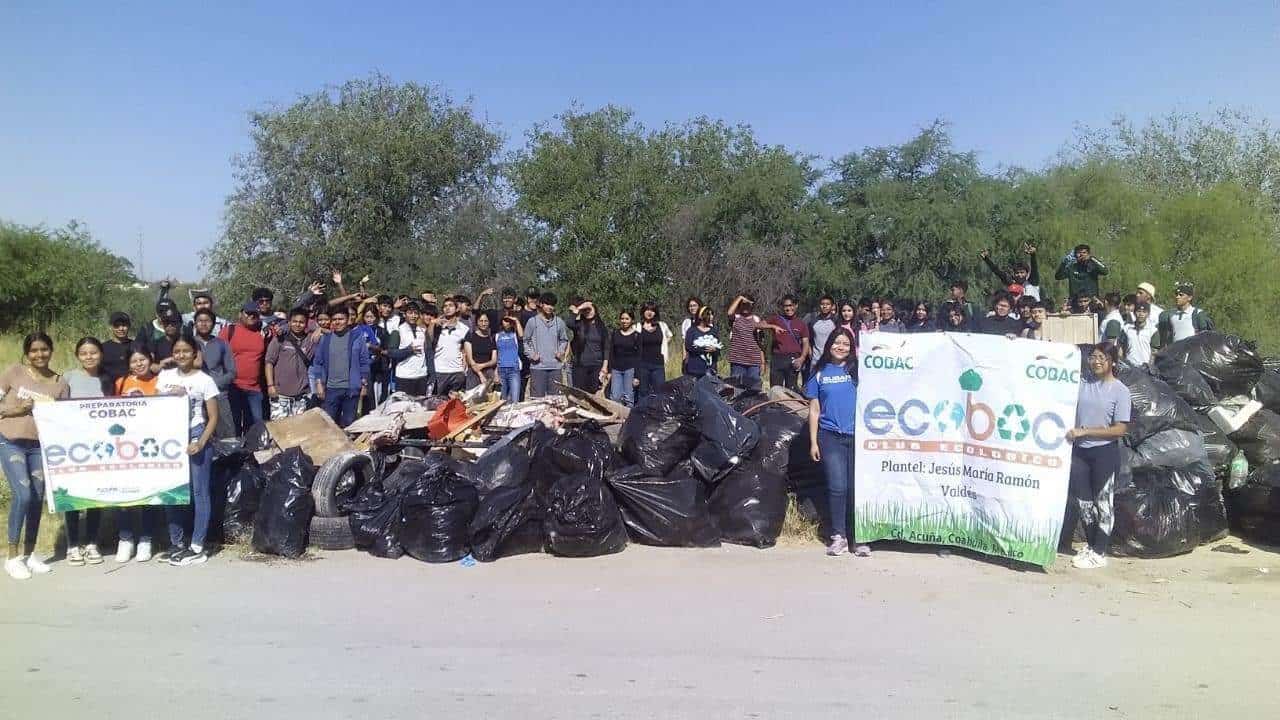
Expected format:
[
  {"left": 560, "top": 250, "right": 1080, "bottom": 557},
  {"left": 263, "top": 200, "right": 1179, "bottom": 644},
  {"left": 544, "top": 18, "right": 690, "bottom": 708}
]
[{"left": 2, "top": 537, "right": 1278, "bottom": 719}]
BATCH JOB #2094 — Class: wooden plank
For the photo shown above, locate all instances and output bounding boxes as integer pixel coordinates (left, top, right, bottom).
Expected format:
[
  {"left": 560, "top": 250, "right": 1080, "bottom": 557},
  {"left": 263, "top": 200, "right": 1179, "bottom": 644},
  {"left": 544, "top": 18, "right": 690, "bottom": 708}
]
[
  {"left": 444, "top": 399, "right": 505, "bottom": 441},
  {"left": 264, "top": 408, "right": 357, "bottom": 467}
]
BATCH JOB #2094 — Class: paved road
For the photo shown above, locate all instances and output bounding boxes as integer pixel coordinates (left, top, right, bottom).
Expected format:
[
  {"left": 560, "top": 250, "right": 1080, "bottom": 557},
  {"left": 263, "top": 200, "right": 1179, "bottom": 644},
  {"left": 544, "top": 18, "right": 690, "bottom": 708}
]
[{"left": 3, "top": 541, "right": 1277, "bottom": 719}]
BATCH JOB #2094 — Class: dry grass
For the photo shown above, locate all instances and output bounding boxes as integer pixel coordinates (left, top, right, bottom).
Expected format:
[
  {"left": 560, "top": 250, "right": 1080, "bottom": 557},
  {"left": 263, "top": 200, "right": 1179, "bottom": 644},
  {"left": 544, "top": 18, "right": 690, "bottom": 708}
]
[{"left": 778, "top": 494, "right": 823, "bottom": 546}]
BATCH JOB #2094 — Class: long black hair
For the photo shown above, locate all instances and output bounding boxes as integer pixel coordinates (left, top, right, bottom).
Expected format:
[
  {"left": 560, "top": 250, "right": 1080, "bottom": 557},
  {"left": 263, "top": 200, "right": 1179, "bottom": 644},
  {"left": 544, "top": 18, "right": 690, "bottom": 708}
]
[
  {"left": 640, "top": 300, "right": 661, "bottom": 324},
  {"left": 74, "top": 336, "right": 114, "bottom": 395},
  {"left": 815, "top": 327, "right": 857, "bottom": 380}
]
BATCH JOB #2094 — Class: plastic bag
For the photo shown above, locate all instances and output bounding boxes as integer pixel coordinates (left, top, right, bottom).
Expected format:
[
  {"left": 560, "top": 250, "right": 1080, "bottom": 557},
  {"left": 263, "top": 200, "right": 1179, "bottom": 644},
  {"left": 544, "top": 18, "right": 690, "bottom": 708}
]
[
  {"left": 399, "top": 465, "right": 480, "bottom": 563},
  {"left": 746, "top": 404, "right": 806, "bottom": 471},
  {"left": 1225, "top": 462, "right": 1280, "bottom": 542},
  {"left": 606, "top": 463, "right": 720, "bottom": 547},
  {"left": 242, "top": 420, "right": 273, "bottom": 454},
  {"left": 1154, "top": 360, "right": 1217, "bottom": 410},
  {"left": 466, "top": 425, "right": 535, "bottom": 494},
  {"left": 1129, "top": 429, "right": 1207, "bottom": 471},
  {"left": 1116, "top": 366, "right": 1200, "bottom": 442},
  {"left": 251, "top": 448, "right": 316, "bottom": 557},
  {"left": 708, "top": 460, "right": 787, "bottom": 548},
  {"left": 1112, "top": 461, "right": 1217, "bottom": 558},
  {"left": 1253, "top": 371, "right": 1280, "bottom": 413},
  {"left": 687, "top": 376, "right": 761, "bottom": 482},
  {"left": 530, "top": 422, "right": 616, "bottom": 493},
  {"left": 348, "top": 481, "right": 405, "bottom": 559},
  {"left": 217, "top": 454, "right": 265, "bottom": 542},
  {"left": 469, "top": 482, "right": 544, "bottom": 562},
  {"left": 543, "top": 471, "right": 628, "bottom": 557},
  {"left": 619, "top": 377, "right": 701, "bottom": 475},
  {"left": 1226, "top": 408, "right": 1280, "bottom": 467},
  {"left": 1154, "top": 332, "right": 1264, "bottom": 399},
  {"left": 1192, "top": 413, "right": 1237, "bottom": 474}
]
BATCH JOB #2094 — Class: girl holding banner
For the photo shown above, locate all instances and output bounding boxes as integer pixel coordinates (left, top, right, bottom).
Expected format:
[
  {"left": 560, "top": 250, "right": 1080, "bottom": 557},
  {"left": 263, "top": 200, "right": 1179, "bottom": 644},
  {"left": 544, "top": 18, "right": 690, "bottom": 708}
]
[
  {"left": 156, "top": 335, "right": 220, "bottom": 567},
  {"left": 805, "top": 329, "right": 867, "bottom": 557},
  {"left": 1, "top": 333, "right": 68, "bottom": 581},
  {"left": 61, "top": 337, "right": 115, "bottom": 566},
  {"left": 114, "top": 348, "right": 161, "bottom": 562}
]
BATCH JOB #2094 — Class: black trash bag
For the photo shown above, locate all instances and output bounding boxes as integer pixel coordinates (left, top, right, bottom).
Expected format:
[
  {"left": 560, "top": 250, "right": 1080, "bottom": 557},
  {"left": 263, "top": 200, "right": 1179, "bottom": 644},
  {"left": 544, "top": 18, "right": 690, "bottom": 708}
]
[
  {"left": 1154, "top": 332, "right": 1264, "bottom": 399},
  {"left": 1129, "top": 429, "right": 1207, "bottom": 471},
  {"left": 620, "top": 376, "right": 701, "bottom": 475},
  {"left": 747, "top": 404, "right": 806, "bottom": 471},
  {"left": 1226, "top": 462, "right": 1280, "bottom": 516},
  {"left": 1112, "top": 463, "right": 1211, "bottom": 558},
  {"left": 1154, "top": 361, "right": 1217, "bottom": 410},
  {"left": 708, "top": 460, "right": 787, "bottom": 548},
  {"left": 216, "top": 453, "right": 265, "bottom": 542},
  {"left": 687, "top": 375, "right": 761, "bottom": 482},
  {"left": 399, "top": 466, "right": 480, "bottom": 563},
  {"left": 1253, "top": 371, "right": 1280, "bottom": 414},
  {"left": 1197, "top": 470, "right": 1229, "bottom": 544},
  {"left": 251, "top": 448, "right": 316, "bottom": 557},
  {"left": 242, "top": 420, "right": 274, "bottom": 454},
  {"left": 1116, "top": 366, "right": 1200, "bottom": 442},
  {"left": 543, "top": 471, "right": 628, "bottom": 557},
  {"left": 348, "top": 481, "right": 405, "bottom": 559},
  {"left": 606, "top": 463, "right": 720, "bottom": 547},
  {"left": 1227, "top": 408, "right": 1280, "bottom": 467},
  {"left": 466, "top": 425, "right": 535, "bottom": 494},
  {"left": 529, "top": 422, "right": 617, "bottom": 493},
  {"left": 469, "top": 482, "right": 544, "bottom": 562},
  {"left": 1192, "top": 413, "right": 1238, "bottom": 474}
]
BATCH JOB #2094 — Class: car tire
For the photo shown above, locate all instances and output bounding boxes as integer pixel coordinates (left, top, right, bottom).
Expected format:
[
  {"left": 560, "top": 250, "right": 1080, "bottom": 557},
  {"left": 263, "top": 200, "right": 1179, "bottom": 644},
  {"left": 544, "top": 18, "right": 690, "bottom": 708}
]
[
  {"left": 309, "top": 515, "right": 355, "bottom": 551},
  {"left": 312, "top": 451, "right": 373, "bottom": 518}
]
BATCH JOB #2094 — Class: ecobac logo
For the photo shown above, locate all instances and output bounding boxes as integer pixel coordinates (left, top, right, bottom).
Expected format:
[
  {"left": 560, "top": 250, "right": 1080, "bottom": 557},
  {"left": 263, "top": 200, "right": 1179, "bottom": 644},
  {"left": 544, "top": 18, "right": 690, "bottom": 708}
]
[
  {"left": 44, "top": 422, "right": 185, "bottom": 468},
  {"left": 862, "top": 368, "right": 1070, "bottom": 452}
]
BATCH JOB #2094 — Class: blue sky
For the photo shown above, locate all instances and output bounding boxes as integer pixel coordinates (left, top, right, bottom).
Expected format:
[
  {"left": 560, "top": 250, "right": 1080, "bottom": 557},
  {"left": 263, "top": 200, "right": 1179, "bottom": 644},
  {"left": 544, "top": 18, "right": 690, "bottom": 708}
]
[{"left": 2, "top": 1, "right": 1277, "bottom": 280}]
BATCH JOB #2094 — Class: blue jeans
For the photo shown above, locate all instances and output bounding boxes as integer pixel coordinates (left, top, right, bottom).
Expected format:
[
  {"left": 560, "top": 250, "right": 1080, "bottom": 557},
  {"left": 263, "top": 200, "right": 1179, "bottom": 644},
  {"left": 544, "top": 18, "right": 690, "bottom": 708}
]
[
  {"left": 729, "top": 363, "right": 762, "bottom": 391},
  {"left": 609, "top": 368, "right": 636, "bottom": 407},
  {"left": 228, "top": 386, "right": 264, "bottom": 434},
  {"left": 0, "top": 435, "right": 43, "bottom": 548},
  {"left": 117, "top": 507, "right": 156, "bottom": 543},
  {"left": 323, "top": 387, "right": 359, "bottom": 427},
  {"left": 498, "top": 367, "right": 522, "bottom": 403},
  {"left": 165, "top": 425, "right": 212, "bottom": 550},
  {"left": 636, "top": 363, "right": 666, "bottom": 400},
  {"left": 817, "top": 429, "right": 854, "bottom": 539}
]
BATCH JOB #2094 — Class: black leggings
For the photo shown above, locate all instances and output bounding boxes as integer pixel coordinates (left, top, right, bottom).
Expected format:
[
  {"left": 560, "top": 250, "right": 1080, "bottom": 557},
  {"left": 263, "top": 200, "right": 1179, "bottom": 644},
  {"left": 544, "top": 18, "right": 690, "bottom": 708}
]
[{"left": 1064, "top": 443, "right": 1120, "bottom": 556}]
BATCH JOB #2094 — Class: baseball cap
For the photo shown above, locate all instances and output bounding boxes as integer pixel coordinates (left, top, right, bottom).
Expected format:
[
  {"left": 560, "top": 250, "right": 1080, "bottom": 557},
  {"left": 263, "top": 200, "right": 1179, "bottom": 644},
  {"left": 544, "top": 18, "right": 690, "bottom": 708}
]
[
  {"left": 109, "top": 311, "right": 132, "bottom": 326},
  {"left": 1007, "top": 284, "right": 1025, "bottom": 295},
  {"left": 241, "top": 301, "right": 262, "bottom": 314},
  {"left": 1174, "top": 282, "right": 1195, "bottom": 296},
  {"left": 191, "top": 288, "right": 213, "bottom": 302},
  {"left": 1137, "top": 282, "right": 1156, "bottom": 297},
  {"left": 160, "top": 310, "right": 182, "bottom": 327},
  {"left": 155, "top": 298, "right": 178, "bottom": 315}
]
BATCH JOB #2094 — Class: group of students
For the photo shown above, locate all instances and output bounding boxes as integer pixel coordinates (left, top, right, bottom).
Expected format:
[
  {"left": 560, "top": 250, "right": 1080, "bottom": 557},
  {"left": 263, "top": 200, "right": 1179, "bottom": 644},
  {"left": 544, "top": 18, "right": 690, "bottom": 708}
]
[{"left": 0, "top": 244, "right": 1213, "bottom": 578}]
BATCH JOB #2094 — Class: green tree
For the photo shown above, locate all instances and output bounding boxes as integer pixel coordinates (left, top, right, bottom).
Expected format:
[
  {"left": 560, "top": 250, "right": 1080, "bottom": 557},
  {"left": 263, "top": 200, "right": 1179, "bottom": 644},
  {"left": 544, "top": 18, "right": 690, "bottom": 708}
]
[
  {"left": 0, "top": 221, "right": 134, "bottom": 332},
  {"left": 206, "top": 74, "right": 502, "bottom": 301}
]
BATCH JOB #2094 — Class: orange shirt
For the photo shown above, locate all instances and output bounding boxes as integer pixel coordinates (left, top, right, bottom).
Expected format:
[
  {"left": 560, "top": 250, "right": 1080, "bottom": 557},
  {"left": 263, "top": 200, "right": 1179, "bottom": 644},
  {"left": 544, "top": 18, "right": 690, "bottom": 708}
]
[{"left": 115, "top": 374, "right": 159, "bottom": 397}]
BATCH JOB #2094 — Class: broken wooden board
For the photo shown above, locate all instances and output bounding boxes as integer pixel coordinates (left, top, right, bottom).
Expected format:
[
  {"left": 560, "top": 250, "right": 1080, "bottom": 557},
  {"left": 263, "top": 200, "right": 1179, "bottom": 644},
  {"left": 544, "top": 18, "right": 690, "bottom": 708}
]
[
  {"left": 444, "top": 398, "right": 505, "bottom": 441},
  {"left": 555, "top": 382, "right": 630, "bottom": 423},
  {"left": 256, "top": 408, "right": 357, "bottom": 466}
]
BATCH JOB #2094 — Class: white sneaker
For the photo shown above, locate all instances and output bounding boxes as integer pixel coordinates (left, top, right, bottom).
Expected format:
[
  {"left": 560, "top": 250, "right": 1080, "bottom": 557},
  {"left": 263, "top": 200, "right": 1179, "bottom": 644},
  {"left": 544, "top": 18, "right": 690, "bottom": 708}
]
[
  {"left": 1072, "top": 549, "right": 1101, "bottom": 569},
  {"left": 24, "top": 555, "right": 52, "bottom": 574},
  {"left": 134, "top": 540, "right": 153, "bottom": 563},
  {"left": 5, "top": 557, "right": 32, "bottom": 581},
  {"left": 84, "top": 543, "right": 104, "bottom": 565},
  {"left": 1092, "top": 550, "right": 1108, "bottom": 568},
  {"left": 115, "top": 539, "right": 135, "bottom": 563}
]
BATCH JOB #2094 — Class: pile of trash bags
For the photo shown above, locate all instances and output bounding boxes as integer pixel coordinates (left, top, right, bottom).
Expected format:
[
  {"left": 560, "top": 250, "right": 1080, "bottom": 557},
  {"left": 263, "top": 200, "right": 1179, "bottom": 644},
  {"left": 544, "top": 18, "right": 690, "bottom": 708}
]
[
  {"left": 1113, "top": 332, "right": 1280, "bottom": 553},
  {"left": 349, "top": 454, "right": 480, "bottom": 562}
]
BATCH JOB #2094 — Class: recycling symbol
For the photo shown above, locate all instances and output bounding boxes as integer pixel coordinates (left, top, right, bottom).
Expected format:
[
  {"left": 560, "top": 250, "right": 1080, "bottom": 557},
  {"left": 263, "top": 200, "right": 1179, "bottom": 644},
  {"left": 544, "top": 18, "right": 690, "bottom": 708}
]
[
  {"left": 140, "top": 438, "right": 160, "bottom": 458},
  {"left": 933, "top": 401, "right": 964, "bottom": 433},
  {"left": 92, "top": 441, "right": 115, "bottom": 460},
  {"left": 998, "top": 404, "right": 1029, "bottom": 441}
]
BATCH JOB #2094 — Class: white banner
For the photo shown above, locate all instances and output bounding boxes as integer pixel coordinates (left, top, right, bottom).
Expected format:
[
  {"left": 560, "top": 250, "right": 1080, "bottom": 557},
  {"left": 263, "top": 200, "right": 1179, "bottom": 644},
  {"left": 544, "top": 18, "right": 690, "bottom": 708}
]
[
  {"left": 34, "top": 396, "right": 191, "bottom": 513},
  {"left": 853, "top": 334, "right": 1080, "bottom": 567}
]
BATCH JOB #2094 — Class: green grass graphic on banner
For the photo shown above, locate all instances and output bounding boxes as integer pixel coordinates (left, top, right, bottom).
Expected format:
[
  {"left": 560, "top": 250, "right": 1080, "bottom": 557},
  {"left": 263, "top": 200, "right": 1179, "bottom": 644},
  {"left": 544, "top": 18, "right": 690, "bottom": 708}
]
[
  {"left": 855, "top": 501, "right": 1059, "bottom": 568},
  {"left": 50, "top": 485, "right": 191, "bottom": 513}
]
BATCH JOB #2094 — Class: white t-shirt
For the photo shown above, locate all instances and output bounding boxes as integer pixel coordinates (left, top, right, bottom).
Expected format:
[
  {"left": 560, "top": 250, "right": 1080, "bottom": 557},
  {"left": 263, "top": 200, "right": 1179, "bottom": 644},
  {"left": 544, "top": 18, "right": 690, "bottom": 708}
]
[
  {"left": 433, "top": 320, "right": 470, "bottom": 374},
  {"left": 1148, "top": 302, "right": 1165, "bottom": 326},
  {"left": 395, "top": 325, "right": 429, "bottom": 379},
  {"left": 1168, "top": 305, "right": 1199, "bottom": 343},
  {"left": 1022, "top": 283, "right": 1041, "bottom": 300},
  {"left": 1124, "top": 322, "right": 1158, "bottom": 366},
  {"left": 156, "top": 368, "right": 221, "bottom": 430}
]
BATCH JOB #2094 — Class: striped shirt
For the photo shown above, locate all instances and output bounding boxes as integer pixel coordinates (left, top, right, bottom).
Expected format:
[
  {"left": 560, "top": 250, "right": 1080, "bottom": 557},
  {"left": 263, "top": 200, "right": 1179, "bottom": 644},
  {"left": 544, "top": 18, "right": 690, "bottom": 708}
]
[{"left": 728, "top": 314, "right": 763, "bottom": 366}]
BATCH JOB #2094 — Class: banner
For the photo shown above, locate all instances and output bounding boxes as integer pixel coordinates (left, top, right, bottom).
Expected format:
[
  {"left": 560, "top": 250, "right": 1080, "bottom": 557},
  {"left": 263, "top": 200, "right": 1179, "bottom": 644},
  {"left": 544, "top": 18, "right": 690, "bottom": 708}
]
[
  {"left": 854, "top": 334, "right": 1080, "bottom": 567},
  {"left": 34, "top": 396, "right": 191, "bottom": 512}
]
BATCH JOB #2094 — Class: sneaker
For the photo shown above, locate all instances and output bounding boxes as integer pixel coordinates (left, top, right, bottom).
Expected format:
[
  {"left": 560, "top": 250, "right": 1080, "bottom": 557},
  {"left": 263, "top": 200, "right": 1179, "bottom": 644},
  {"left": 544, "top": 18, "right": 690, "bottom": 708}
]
[
  {"left": 66, "top": 547, "right": 86, "bottom": 566},
  {"left": 25, "top": 556, "right": 52, "bottom": 574},
  {"left": 115, "top": 539, "right": 135, "bottom": 563},
  {"left": 826, "top": 534, "right": 849, "bottom": 556},
  {"left": 84, "top": 544, "right": 103, "bottom": 565},
  {"left": 853, "top": 544, "right": 873, "bottom": 558},
  {"left": 5, "top": 557, "right": 32, "bottom": 581},
  {"left": 1072, "top": 550, "right": 1101, "bottom": 569},
  {"left": 134, "top": 540, "right": 153, "bottom": 563},
  {"left": 168, "top": 548, "right": 207, "bottom": 567},
  {"left": 1092, "top": 550, "right": 1108, "bottom": 568}
]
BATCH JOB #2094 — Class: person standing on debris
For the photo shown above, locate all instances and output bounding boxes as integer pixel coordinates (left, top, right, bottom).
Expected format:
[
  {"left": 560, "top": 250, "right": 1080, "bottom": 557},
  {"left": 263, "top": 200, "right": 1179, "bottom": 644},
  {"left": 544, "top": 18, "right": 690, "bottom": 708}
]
[
  {"left": 726, "top": 294, "right": 765, "bottom": 391},
  {"left": 636, "top": 301, "right": 672, "bottom": 400},
  {"left": 313, "top": 306, "right": 371, "bottom": 427},
  {"left": 218, "top": 302, "right": 269, "bottom": 434},
  {"left": 1055, "top": 244, "right": 1108, "bottom": 300},
  {"left": 806, "top": 329, "right": 867, "bottom": 558},
  {"left": 603, "top": 309, "right": 641, "bottom": 407},
  {"left": 264, "top": 308, "right": 314, "bottom": 419},
  {"left": 567, "top": 299, "right": 610, "bottom": 394},
  {"left": 0, "top": 333, "right": 68, "bottom": 580},
  {"left": 684, "top": 306, "right": 721, "bottom": 378},
  {"left": 388, "top": 303, "right": 433, "bottom": 397},
  {"left": 1156, "top": 283, "right": 1214, "bottom": 347},
  {"left": 1123, "top": 302, "right": 1159, "bottom": 366},
  {"left": 765, "top": 295, "right": 811, "bottom": 392},
  {"left": 191, "top": 309, "right": 238, "bottom": 438},
  {"left": 524, "top": 292, "right": 570, "bottom": 398},
  {"left": 1063, "top": 343, "right": 1131, "bottom": 570}
]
